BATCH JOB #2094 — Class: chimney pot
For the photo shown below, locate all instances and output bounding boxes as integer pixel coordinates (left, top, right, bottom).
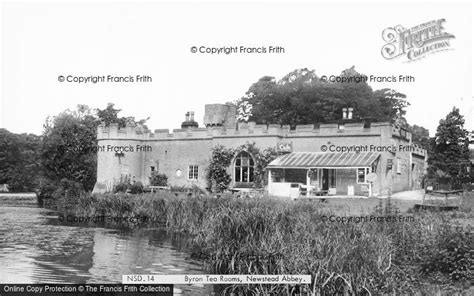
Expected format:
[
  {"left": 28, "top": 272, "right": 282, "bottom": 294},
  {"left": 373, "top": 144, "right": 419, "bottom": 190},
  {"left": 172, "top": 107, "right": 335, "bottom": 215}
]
[
  {"left": 348, "top": 108, "right": 353, "bottom": 119},
  {"left": 185, "top": 112, "right": 190, "bottom": 122},
  {"left": 342, "top": 108, "right": 347, "bottom": 119},
  {"left": 190, "top": 111, "right": 195, "bottom": 121}
]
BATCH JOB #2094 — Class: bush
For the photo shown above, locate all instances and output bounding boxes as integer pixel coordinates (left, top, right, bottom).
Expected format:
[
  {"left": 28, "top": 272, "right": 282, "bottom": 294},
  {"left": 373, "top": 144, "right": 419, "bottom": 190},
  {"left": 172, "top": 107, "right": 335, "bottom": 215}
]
[
  {"left": 37, "top": 178, "right": 85, "bottom": 200},
  {"left": 37, "top": 179, "right": 59, "bottom": 199},
  {"left": 129, "top": 182, "right": 144, "bottom": 194},
  {"left": 149, "top": 173, "right": 168, "bottom": 186},
  {"left": 59, "top": 178, "right": 85, "bottom": 198},
  {"left": 114, "top": 181, "right": 129, "bottom": 193},
  {"left": 422, "top": 225, "right": 473, "bottom": 282},
  {"left": 113, "top": 175, "right": 143, "bottom": 194}
]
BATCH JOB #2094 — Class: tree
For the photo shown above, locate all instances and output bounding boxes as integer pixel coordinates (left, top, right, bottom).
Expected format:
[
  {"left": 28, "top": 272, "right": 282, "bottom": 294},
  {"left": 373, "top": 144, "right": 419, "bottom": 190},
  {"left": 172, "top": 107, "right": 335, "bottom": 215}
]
[
  {"left": 39, "top": 103, "right": 149, "bottom": 198},
  {"left": 372, "top": 88, "right": 409, "bottom": 124},
  {"left": 409, "top": 124, "right": 430, "bottom": 149},
  {"left": 41, "top": 106, "right": 99, "bottom": 193},
  {"left": 96, "top": 103, "right": 124, "bottom": 127},
  {"left": 0, "top": 129, "right": 42, "bottom": 192},
  {"left": 428, "top": 107, "right": 470, "bottom": 187},
  {"left": 236, "top": 67, "right": 410, "bottom": 126},
  {"left": 96, "top": 103, "right": 149, "bottom": 127}
]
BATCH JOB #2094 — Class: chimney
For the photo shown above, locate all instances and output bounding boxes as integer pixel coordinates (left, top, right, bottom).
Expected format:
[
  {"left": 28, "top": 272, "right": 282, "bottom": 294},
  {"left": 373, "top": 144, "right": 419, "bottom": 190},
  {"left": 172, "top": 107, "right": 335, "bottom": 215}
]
[
  {"left": 348, "top": 108, "right": 353, "bottom": 119},
  {"left": 181, "top": 111, "right": 199, "bottom": 129},
  {"left": 342, "top": 108, "right": 347, "bottom": 119}
]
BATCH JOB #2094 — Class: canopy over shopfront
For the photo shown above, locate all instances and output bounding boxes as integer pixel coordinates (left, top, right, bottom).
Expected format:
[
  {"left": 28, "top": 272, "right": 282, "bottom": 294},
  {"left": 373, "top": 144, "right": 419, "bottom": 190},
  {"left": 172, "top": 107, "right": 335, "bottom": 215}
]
[
  {"left": 267, "top": 151, "right": 380, "bottom": 169},
  {"left": 266, "top": 152, "right": 380, "bottom": 198}
]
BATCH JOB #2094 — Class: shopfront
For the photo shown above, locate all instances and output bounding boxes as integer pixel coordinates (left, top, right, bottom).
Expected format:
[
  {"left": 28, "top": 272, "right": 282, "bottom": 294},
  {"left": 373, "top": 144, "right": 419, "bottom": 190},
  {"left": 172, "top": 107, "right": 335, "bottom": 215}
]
[{"left": 266, "top": 151, "right": 380, "bottom": 198}]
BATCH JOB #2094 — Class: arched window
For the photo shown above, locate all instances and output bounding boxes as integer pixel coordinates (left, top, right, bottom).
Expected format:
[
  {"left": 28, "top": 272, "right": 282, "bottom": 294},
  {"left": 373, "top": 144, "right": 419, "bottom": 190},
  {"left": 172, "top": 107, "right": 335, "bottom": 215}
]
[{"left": 234, "top": 151, "right": 254, "bottom": 183}]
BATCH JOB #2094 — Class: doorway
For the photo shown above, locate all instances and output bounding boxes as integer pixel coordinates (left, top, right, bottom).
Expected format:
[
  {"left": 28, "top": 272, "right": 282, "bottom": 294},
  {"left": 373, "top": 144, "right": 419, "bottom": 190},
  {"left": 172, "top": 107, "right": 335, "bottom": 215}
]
[{"left": 322, "top": 169, "right": 329, "bottom": 191}]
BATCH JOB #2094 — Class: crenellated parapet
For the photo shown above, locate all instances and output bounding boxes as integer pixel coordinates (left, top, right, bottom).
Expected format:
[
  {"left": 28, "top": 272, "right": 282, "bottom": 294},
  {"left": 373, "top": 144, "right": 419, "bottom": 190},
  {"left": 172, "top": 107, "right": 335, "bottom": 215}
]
[
  {"left": 409, "top": 143, "right": 428, "bottom": 157},
  {"left": 96, "top": 120, "right": 428, "bottom": 158},
  {"left": 391, "top": 125, "right": 412, "bottom": 141},
  {"left": 97, "top": 121, "right": 396, "bottom": 141}
]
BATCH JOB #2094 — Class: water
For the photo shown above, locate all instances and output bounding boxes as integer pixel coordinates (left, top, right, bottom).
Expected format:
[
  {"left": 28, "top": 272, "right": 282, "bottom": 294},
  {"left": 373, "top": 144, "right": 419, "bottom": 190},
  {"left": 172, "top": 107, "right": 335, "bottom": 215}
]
[{"left": 0, "top": 194, "right": 210, "bottom": 294}]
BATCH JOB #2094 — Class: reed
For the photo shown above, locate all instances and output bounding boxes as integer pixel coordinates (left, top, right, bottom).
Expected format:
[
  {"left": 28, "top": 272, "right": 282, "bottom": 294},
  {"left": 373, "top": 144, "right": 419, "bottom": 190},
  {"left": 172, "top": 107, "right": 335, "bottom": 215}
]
[{"left": 58, "top": 192, "right": 473, "bottom": 295}]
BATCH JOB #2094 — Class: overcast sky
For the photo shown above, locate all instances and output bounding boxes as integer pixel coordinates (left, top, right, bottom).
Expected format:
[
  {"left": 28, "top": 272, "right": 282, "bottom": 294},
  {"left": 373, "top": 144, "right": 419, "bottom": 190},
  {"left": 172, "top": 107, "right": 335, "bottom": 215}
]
[{"left": 1, "top": 0, "right": 473, "bottom": 136}]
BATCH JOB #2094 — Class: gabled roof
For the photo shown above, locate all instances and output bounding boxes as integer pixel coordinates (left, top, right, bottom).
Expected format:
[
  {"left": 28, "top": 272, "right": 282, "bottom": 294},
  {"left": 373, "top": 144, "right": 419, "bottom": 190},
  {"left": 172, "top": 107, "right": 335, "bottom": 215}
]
[{"left": 267, "top": 152, "right": 380, "bottom": 169}]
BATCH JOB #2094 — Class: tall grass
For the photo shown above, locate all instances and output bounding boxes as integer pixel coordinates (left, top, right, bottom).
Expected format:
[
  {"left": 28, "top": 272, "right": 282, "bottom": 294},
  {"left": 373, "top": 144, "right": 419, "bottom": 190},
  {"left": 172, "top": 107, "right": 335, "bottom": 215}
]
[{"left": 58, "top": 192, "right": 473, "bottom": 295}]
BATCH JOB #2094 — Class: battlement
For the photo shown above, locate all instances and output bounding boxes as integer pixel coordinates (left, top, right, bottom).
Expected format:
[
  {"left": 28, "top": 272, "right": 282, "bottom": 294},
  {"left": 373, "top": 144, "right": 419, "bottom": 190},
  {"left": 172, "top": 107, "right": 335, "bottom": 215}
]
[
  {"left": 97, "top": 121, "right": 395, "bottom": 140},
  {"left": 410, "top": 144, "right": 428, "bottom": 157}
]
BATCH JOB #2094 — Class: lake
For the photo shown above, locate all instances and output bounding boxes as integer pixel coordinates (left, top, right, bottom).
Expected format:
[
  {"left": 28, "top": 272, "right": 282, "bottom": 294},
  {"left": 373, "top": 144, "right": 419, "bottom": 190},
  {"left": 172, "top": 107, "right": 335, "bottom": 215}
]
[{"left": 0, "top": 194, "right": 211, "bottom": 295}]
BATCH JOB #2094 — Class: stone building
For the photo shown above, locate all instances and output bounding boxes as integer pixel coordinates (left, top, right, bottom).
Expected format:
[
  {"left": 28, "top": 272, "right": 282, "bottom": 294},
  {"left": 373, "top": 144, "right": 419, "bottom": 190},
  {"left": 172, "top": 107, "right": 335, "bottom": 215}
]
[
  {"left": 93, "top": 103, "right": 427, "bottom": 197},
  {"left": 469, "top": 131, "right": 474, "bottom": 181}
]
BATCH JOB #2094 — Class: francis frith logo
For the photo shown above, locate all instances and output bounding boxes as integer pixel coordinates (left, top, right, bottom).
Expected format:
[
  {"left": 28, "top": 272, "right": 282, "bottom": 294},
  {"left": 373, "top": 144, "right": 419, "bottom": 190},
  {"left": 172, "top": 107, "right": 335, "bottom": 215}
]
[{"left": 381, "top": 19, "right": 455, "bottom": 62}]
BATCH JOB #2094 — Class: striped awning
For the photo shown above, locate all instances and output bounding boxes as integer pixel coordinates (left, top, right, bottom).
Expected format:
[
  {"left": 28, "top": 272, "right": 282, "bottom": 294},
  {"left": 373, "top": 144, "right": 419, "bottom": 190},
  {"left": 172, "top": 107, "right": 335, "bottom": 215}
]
[{"left": 267, "top": 152, "right": 380, "bottom": 169}]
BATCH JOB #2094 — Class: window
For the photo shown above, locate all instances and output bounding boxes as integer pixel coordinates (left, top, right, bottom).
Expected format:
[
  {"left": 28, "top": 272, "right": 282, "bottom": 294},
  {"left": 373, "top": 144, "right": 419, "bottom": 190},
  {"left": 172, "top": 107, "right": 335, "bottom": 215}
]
[
  {"left": 363, "top": 120, "right": 371, "bottom": 129},
  {"left": 371, "top": 162, "right": 377, "bottom": 173},
  {"left": 357, "top": 168, "right": 370, "bottom": 183},
  {"left": 234, "top": 151, "right": 254, "bottom": 183},
  {"left": 150, "top": 166, "right": 155, "bottom": 172},
  {"left": 188, "top": 165, "right": 198, "bottom": 180},
  {"left": 400, "top": 129, "right": 407, "bottom": 139},
  {"left": 285, "top": 169, "right": 306, "bottom": 184},
  {"left": 328, "top": 169, "right": 337, "bottom": 188},
  {"left": 396, "top": 158, "right": 401, "bottom": 174}
]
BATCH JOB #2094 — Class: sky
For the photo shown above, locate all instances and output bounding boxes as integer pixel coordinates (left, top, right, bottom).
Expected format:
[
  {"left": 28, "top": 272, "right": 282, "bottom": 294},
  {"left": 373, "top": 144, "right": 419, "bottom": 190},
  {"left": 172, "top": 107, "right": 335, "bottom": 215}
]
[{"left": 1, "top": 0, "right": 473, "bottom": 136}]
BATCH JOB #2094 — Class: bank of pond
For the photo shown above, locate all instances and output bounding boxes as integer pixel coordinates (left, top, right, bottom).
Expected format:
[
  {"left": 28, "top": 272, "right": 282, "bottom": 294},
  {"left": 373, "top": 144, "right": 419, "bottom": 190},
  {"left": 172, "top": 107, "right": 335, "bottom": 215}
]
[{"left": 51, "top": 192, "right": 472, "bottom": 295}]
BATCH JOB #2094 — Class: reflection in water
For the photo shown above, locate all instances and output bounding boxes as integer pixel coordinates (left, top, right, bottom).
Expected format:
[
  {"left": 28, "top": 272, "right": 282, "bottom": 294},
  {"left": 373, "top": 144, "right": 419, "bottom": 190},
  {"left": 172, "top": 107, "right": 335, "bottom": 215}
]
[{"left": 0, "top": 195, "right": 210, "bottom": 294}]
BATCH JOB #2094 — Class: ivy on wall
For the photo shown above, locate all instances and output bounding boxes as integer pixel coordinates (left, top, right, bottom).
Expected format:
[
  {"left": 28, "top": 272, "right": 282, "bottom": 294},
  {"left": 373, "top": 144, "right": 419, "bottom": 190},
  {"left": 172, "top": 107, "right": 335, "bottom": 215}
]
[
  {"left": 206, "top": 142, "right": 278, "bottom": 193},
  {"left": 206, "top": 145, "right": 234, "bottom": 193}
]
